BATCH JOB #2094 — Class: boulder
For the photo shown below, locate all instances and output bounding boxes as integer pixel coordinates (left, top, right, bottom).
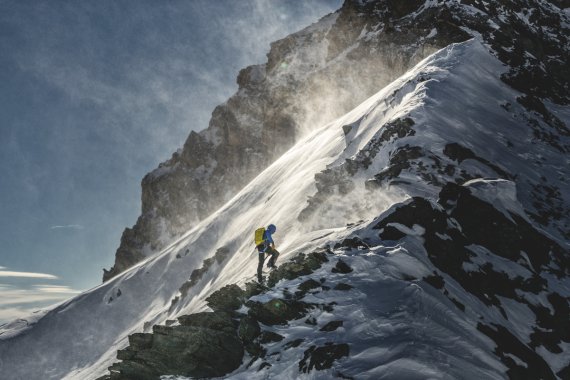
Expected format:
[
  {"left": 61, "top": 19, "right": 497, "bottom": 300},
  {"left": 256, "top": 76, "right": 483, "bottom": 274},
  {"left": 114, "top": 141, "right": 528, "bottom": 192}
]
[
  {"left": 205, "top": 284, "right": 245, "bottom": 312},
  {"left": 248, "top": 298, "right": 312, "bottom": 326}
]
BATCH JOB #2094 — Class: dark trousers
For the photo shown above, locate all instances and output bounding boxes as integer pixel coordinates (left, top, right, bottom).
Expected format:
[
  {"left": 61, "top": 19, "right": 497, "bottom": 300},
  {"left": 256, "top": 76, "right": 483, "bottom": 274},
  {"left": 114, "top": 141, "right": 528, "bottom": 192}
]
[{"left": 257, "top": 246, "right": 279, "bottom": 282}]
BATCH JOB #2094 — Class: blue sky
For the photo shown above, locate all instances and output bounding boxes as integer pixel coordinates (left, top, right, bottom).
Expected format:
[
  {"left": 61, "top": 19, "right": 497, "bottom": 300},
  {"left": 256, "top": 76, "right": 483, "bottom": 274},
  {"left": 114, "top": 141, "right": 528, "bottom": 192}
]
[{"left": 0, "top": 0, "right": 342, "bottom": 323}]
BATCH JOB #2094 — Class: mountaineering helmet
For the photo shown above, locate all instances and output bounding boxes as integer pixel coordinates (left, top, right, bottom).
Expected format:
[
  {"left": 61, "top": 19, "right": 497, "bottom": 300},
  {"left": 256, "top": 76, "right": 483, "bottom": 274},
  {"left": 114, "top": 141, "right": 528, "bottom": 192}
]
[{"left": 267, "top": 224, "right": 276, "bottom": 234}]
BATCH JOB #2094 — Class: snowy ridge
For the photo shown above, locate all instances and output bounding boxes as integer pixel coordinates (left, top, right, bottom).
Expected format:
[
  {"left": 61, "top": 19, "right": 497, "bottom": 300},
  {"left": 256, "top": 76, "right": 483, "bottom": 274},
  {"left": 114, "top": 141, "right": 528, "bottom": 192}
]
[{"left": 0, "top": 37, "right": 568, "bottom": 379}]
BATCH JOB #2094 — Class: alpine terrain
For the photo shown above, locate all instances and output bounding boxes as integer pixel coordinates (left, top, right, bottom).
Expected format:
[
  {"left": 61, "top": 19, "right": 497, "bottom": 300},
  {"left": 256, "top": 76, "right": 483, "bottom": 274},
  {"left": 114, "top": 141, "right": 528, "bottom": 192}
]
[{"left": 1, "top": 0, "right": 569, "bottom": 379}]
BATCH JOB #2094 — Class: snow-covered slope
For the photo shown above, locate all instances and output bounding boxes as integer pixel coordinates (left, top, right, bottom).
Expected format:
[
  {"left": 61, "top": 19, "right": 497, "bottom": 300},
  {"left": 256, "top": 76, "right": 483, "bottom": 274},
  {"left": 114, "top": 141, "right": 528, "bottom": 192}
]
[{"left": 1, "top": 37, "right": 568, "bottom": 379}]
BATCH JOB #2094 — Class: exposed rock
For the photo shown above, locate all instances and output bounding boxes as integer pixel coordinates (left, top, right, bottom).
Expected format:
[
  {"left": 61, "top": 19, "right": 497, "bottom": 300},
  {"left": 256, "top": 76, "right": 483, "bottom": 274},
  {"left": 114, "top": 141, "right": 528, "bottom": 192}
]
[
  {"left": 259, "top": 331, "right": 285, "bottom": 344},
  {"left": 177, "top": 311, "right": 235, "bottom": 334},
  {"left": 238, "top": 316, "right": 261, "bottom": 344},
  {"left": 205, "top": 284, "right": 245, "bottom": 312},
  {"left": 298, "top": 278, "right": 321, "bottom": 293},
  {"left": 267, "top": 250, "right": 329, "bottom": 288},
  {"left": 477, "top": 323, "right": 556, "bottom": 380},
  {"left": 299, "top": 343, "right": 350, "bottom": 373},
  {"left": 443, "top": 143, "right": 512, "bottom": 180},
  {"left": 174, "top": 247, "right": 231, "bottom": 303},
  {"left": 108, "top": 319, "right": 244, "bottom": 379},
  {"left": 284, "top": 338, "right": 304, "bottom": 350},
  {"left": 258, "top": 362, "right": 272, "bottom": 371},
  {"left": 334, "top": 237, "right": 369, "bottom": 250},
  {"left": 247, "top": 298, "right": 313, "bottom": 326},
  {"left": 423, "top": 273, "right": 445, "bottom": 290},
  {"left": 244, "top": 281, "right": 267, "bottom": 299},
  {"left": 374, "top": 181, "right": 569, "bottom": 363},
  {"left": 299, "top": 118, "right": 417, "bottom": 222},
  {"left": 378, "top": 225, "right": 407, "bottom": 241},
  {"left": 320, "top": 320, "right": 344, "bottom": 332},
  {"left": 333, "top": 283, "right": 353, "bottom": 291},
  {"left": 127, "top": 333, "right": 153, "bottom": 351},
  {"left": 305, "top": 316, "right": 318, "bottom": 326},
  {"left": 332, "top": 259, "right": 353, "bottom": 274}
]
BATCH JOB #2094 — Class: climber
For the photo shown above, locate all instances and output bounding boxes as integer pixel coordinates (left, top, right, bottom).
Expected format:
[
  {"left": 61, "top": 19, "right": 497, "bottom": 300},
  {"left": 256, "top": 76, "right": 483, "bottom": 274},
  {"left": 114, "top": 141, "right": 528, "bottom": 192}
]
[{"left": 255, "top": 224, "right": 280, "bottom": 282}]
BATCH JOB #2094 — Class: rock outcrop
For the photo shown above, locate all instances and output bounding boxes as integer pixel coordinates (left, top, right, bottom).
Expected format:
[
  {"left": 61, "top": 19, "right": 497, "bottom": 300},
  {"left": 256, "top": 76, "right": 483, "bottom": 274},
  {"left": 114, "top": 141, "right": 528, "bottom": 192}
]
[{"left": 102, "top": 249, "right": 333, "bottom": 379}]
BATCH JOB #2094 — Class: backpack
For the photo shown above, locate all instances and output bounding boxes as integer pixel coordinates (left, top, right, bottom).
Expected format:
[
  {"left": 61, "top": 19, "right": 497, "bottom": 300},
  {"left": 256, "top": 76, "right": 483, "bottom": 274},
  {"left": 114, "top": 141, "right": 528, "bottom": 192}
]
[{"left": 254, "top": 227, "right": 266, "bottom": 246}]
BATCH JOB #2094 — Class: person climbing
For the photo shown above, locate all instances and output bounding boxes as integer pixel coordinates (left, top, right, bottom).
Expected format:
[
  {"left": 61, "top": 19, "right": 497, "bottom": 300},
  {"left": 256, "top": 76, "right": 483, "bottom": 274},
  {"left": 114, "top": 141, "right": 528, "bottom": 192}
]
[{"left": 255, "top": 224, "right": 280, "bottom": 282}]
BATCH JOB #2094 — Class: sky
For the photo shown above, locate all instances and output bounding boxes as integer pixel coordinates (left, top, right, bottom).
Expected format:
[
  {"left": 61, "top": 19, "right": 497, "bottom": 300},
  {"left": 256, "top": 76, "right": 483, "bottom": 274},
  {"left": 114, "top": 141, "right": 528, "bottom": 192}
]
[{"left": 0, "top": 0, "right": 342, "bottom": 324}]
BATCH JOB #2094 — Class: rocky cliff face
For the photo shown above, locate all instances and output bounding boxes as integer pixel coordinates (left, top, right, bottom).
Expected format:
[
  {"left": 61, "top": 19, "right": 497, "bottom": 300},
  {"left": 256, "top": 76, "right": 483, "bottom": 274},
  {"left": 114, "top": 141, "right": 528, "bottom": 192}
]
[{"left": 104, "top": 0, "right": 473, "bottom": 281}]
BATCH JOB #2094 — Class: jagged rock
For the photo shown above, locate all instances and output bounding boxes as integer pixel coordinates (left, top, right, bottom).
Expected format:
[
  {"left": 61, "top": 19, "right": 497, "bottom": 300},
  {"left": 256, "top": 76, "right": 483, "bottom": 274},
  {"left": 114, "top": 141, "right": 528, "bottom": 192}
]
[
  {"left": 299, "top": 118, "right": 417, "bottom": 222},
  {"left": 127, "top": 333, "right": 153, "bottom": 351},
  {"left": 205, "top": 284, "right": 245, "bottom": 312},
  {"left": 334, "top": 237, "right": 369, "bottom": 250},
  {"left": 423, "top": 273, "right": 445, "bottom": 290},
  {"left": 305, "top": 316, "right": 317, "bottom": 326},
  {"left": 284, "top": 339, "right": 304, "bottom": 350},
  {"left": 378, "top": 225, "right": 407, "bottom": 241},
  {"left": 477, "top": 323, "right": 557, "bottom": 380},
  {"left": 245, "top": 342, "right": 266, "bottom": 359},
  {"left": 267, "top": 251, "right": 329, "bottom": 288},
  {"left": 116, "top": 348, "right": 136, "bottom": 361},
  {"left": 238, "top": 316, "right": 261, "bottom": 344},
  {"left": 320, "top": 320, "right": 343, "bottom": 332},
  {"left": 333, "top": 283, "right": 353, "bottom": 291},
  {"left": 247, "top": 298, "right": 313, "bottom": 326},
  {"left": 443, "top": 143, "right": 512, "bottom": 179},
  {"left": 298, "top": 343, "right": 350, "bottom": 373},
  {"left": 375, "top": 180, "right": 570, "bottom": 355},
  {"left": 244, "top": 281, "right": 266, "bottom": 299},
  {"left": 176, "top": 247, "right": 232, "bottom": 300},
  {"left": 258, "top": 362, "right": 272, "bottom": 371},
  {"left": 259, "top": 331, "right": 285, "bottom": 344},
  {"left": 108, "top": 321, "right": 244, "bottom": 379},
  {"left": 177, "top": 311, "right": 235, "bottom": 334},
  {"left": 298, "top": 278, "right": 321, "bottom": 293},
  {"left": 332, "top": 259, "right": 353, "bottom": 274}
]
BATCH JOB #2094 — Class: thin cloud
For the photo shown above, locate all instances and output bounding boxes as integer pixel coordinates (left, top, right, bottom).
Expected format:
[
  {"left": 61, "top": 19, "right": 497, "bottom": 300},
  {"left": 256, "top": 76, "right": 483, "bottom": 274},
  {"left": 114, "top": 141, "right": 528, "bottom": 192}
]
[
  {"left": 0, "top": 270, "right": 58, "bottom": 279},
  {"left": 0, "top": 284, "right": 81, "bottom": 324},
  {"left": 32, "top": 284, "right": 80, "bottom": 294},
  {"left": 49, "top": 224, "right": 84, "bottom": 230}
]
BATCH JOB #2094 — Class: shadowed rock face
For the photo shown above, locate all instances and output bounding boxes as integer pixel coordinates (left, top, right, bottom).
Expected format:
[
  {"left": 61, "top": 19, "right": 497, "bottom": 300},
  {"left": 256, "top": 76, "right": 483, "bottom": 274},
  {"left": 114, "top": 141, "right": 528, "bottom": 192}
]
[
  {"left": 374, "top": 182, "right": 569, "bottom": 379},
  {"left": 106, "top": 312, "right": 244, "bottom": 380},
  {"left": 103, "top": 0, "right": 469, "bottom": 281}
]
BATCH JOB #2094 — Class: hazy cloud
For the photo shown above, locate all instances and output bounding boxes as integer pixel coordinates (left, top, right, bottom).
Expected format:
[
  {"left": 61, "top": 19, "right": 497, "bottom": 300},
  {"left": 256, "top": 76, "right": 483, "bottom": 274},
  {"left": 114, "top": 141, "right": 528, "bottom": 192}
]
[
  {"left": 49, "top": 224, "right": 84, "bottom": 230},
  {"left": 0, "top": 270, "right": 58, "bottom": 279},
  {"left": 0, "top": 279, "right": 80, "bottom": 324},
  {"left": 32, "top": 284, "right": 81, "bottom": 294}
]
